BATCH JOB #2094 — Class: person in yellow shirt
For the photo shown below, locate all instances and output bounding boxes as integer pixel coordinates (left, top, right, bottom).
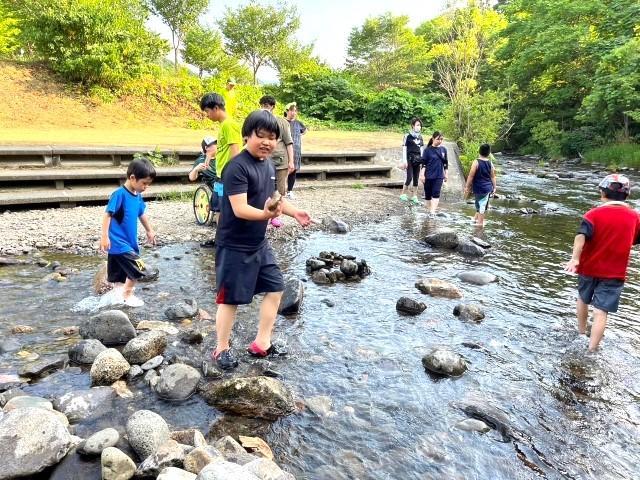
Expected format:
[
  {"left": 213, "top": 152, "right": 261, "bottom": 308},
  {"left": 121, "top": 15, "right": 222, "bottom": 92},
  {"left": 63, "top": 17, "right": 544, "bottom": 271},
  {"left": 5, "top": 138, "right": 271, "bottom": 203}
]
[{"left": 222, "top": 78, "right": 238, "bottom": 118}]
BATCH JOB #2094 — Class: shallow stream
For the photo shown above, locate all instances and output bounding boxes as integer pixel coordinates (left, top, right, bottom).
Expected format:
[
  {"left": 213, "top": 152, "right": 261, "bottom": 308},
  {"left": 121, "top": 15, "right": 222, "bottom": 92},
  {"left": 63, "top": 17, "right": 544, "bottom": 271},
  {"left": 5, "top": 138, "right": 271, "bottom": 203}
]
[{"left": 1, "top": 156, "right": 639, "bottom": 479}]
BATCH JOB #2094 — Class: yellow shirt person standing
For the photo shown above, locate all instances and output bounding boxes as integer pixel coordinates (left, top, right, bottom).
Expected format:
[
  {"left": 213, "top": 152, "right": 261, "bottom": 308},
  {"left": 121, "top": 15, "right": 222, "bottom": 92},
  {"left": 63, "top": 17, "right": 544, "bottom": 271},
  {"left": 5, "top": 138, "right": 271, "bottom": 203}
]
[{"left": 222, "top": 78, "right": 238, "bottom": 118}]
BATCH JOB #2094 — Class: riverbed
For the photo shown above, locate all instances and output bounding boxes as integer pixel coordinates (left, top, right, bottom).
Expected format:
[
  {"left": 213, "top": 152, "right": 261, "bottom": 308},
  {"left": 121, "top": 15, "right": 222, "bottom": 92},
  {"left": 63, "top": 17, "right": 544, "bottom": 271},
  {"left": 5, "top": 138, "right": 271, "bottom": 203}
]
[{"left": 1, "top": 155, "right": 639, "bottom": 479}]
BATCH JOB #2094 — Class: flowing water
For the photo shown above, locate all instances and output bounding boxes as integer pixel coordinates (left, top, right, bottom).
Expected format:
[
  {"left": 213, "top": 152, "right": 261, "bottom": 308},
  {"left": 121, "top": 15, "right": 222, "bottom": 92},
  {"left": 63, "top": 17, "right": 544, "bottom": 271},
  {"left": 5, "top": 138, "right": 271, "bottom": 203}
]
[{"left": 1, "top": 156, "right": 639, "bottom": 479}]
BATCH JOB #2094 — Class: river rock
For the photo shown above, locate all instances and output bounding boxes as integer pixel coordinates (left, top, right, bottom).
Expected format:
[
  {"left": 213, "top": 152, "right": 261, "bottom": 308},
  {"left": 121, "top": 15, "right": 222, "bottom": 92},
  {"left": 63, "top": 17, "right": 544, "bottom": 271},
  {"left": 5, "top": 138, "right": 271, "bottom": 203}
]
[
  {"left": 101, "top": 447, "right": 136, "bottom": 480},
  {"left": 200, "top": 377, "right": 296, "bottom": 420},
  {"left": 154, "top": 363, "right": 201, "bottom": 401},
  {"left": 455, "top": 418, "right": 491, "bottom": 433},
  {"left": 180, "top": 329, "right": 204, "bottom": 345},
  {"left": 456, "top": 239, "right": 486, "bottom": 257},
  {"left": 11, "top": 325, "right": 35, "bottom": 334},
  {"left": 128, "top": 365, "right": 144, "bottom": 379},
  {"left": 69, "top": 339, "right": 107, "bottom": 364},
  {"left": 90, "top": 349, "right": 130, "bottom": 385},
  {"left": 80, "top": 310, "right": 136, "bottom": 346},
  {"left": 340, "top": 259, "right": 359, "bottom": 277},
  {"left": 159, "top": 467, "right": 197, "bottom": 480},
  {"left": 78, "top": 428, "right": 120, "bottom": 456},
  {"left": 197, "top": 461, "right": 260, "bottom": 480},
  {"left": 457, "top": 271, "right": 497, "bottom": 285},
  {"left": 122, "top": 330, "right": 167, "bottom": 364},
  {"left": 424, "top": 230, "right": 459, "bottom": 249},
  {"left": 53, "top": 386, "right": 116, "bottom": 423},
  {"left": 171, "top": 429, "right": 207, "bottom": 448},
  {"left": 0, "top": 256, "right": 28, "bottom": 266},
  {"left": 453, "top": 304, "right": 485, "bottom": 323},
  {"left": 138, "top": 265, "right": 160, "bottom": 283},
  {"left": 126, "top": 409, "right": 170, "bottom": 460},
  {"left": 471, "top": 237, "right": 491, "bottom": 249},
  {"left": 277, "top": 279, "right": 304, "bottom": 315},
  {"left": 136, "top": 439, "right": 189, "bottom": 478},
  {"left": 0, "top": 374, "right": 25, "bottom": 392},
  {"left": 213, "top": 436, "right": 258, "bottom": 466},
  {"left": 305, "top": 258, "right": 326, "bottom": 271},
  {"left": 422, "top": 348, "right": 467, "bottom": 377},
  {"left": 3, "top": 394, "right": 53, "bottom": 412},
  {"left": 137, "top": 320, "right": 180, "bottom": 335},
  {"left": 395, "top": 297, "right": 427, "bottom": 315},
  {"left": 183, "top": 446, "right": 224, "bottom": 474},
  {"left": 415, "top": 279, "right": 463, "bottom": 299},
  {"left": 311, "top": 271, "right": 331, "bottom": 285},
  {"left": 165, "top": 300, "right": 199, "bottom": 320},
  {"left": 455, "top": 399, "right": 512, "bottom": 441},
  {"left": 0, "top": 338, "right": 21, "bottom": 353},
  {"left": 145, "top": 370, "right": 159, "bottom": 387},
  {"left": 305, "top": 395, "right": 333, "bottom": 417},
  {"left": 18, "top": 354, "right": 68, "bottom": 378},
  {"left": 142, "top": 355, "right": 164, "bottom": 370},
  {"left": 0, "top": 407, "right": 73, "bottom": 479},
  {"left": 322, "top": 216, "right": 350, "bottom": 234},
  {"left": 244, "top": 458, "right": 295, "bottom": 480}
]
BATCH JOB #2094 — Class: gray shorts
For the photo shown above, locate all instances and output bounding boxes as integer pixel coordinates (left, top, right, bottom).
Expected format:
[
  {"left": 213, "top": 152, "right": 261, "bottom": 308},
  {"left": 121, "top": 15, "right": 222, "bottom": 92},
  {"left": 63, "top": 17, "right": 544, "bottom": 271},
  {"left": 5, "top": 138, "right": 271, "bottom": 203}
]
[{"left": 578, "top": 275, "right": 625, "bottom": 313}]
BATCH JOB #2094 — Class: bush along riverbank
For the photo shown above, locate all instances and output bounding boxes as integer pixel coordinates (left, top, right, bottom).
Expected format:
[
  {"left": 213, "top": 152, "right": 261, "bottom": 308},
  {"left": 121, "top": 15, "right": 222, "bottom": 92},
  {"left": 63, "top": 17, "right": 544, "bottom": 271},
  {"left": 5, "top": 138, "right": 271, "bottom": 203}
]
[{"left": 583, "top": 143, "right": 640, "bottom": 170}]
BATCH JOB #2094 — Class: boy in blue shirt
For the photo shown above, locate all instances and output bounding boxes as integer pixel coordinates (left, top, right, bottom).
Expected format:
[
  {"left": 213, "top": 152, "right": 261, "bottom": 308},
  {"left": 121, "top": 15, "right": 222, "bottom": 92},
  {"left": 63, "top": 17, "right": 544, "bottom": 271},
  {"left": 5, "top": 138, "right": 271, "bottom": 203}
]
[
  {"left": 100, "top": 158, "right": 157, "bottom": 307},
  {"left": 212, "top": 110, "right": 312, "bottom": 370}
]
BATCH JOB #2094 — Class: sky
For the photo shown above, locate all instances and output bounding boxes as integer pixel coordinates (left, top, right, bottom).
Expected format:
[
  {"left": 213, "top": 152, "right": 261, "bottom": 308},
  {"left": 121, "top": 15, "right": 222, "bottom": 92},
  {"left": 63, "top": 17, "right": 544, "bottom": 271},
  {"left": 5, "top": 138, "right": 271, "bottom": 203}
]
[{"left": 147, "top": 0, "right": 449, "bottom": 82}]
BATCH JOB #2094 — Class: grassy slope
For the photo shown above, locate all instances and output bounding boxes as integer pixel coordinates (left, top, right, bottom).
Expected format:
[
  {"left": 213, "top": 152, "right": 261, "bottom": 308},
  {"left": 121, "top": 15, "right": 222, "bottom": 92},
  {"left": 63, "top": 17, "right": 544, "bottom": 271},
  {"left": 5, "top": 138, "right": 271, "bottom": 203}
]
[{"left": 0, "top": 61, "right": 399, "bottom": 152}]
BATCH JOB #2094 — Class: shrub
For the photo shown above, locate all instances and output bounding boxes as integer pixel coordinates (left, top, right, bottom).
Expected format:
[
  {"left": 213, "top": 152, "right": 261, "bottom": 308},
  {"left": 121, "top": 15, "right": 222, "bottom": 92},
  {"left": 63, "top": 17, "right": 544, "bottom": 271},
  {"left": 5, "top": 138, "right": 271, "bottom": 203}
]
[{"left": 530, "top": 120, "right": 564, "bottom": 160}]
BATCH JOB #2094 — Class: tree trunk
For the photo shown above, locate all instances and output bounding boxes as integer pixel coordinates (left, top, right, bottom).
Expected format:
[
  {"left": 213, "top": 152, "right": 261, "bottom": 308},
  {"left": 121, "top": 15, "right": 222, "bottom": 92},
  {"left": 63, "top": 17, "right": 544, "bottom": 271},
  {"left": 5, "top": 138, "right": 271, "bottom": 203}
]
[
  {"left": 172, "top": 30, "right": 178, "bottom": 73},
  {"left": 623, "top": 113, "right": 629, "bottom": 141}
]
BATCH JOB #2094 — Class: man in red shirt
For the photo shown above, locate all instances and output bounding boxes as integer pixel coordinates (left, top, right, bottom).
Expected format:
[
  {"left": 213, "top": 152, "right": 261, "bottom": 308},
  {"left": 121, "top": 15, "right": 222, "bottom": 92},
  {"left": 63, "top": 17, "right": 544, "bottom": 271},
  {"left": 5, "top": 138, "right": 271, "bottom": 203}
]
[{"left": 565, "top": 174, "right": 640, "bottom": 351}]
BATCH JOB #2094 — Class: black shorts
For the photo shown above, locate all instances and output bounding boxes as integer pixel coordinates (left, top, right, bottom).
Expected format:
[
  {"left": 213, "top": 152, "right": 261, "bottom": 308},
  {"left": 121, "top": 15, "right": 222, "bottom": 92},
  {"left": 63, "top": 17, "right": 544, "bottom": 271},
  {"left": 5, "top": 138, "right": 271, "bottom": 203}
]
[
  {"left": 107, "top": 252, "right": 147, "bottom": 284},
  {"left": 424, "top": 178, "right": 444, "bottom": 200},
  {"left": 215, "top": 244, "right": 284, "bottom": 305},
  {"left": 578, "top": 275, "right": 625, "bottom": 313}
]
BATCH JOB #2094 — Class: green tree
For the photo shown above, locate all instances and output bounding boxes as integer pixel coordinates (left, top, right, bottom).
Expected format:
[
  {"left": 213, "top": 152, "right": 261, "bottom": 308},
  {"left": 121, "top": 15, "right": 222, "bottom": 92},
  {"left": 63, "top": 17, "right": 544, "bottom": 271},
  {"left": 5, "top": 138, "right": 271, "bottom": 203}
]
[
  {"left": 0, "top": 1, "right": 20, "bottom": 56},
  {"left": 145, "top": 0, "right": 209, "bottom": 72},
  {"left": 182, "top": 25, "right": 244, "bottom": 78},
  {"left": 219, "top": 1, "right": 300, "bottom": 84},
  {"left": 11, "top": 0, "right": 168, "bottom": 88},
  {"left": 346, "top": 13, "right": 431, "bottom": 91}
]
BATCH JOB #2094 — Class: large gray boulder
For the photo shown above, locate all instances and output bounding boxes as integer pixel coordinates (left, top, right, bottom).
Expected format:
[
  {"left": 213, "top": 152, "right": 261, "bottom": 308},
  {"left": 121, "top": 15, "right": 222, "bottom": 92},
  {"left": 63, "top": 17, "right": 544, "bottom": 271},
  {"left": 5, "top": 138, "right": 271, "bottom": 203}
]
[
  {"left": 277, "top": 279, "right": 304, "bottom": 315},
  {"left": 165, "top": 300, "right": 198, "bottom": 320},
  {"left": 90, "top": 349, "right": 130, "bottom": 386},
  {"left": 424, "top": 230, "right": 459, "bottom": 249},
  {"left": 135, "top": 439, "right": 189, "bottom": 478},
  {"left": 415, "top": 278, "right": 463, "bottom": 299},
  {"left": 17, "top": 355, "right": 68, "bottom": 379},
  {"left": 80, "top": 310, "right": 136, "bottom": 346},
  {"left": 3, "top": 395, "right": 52, "bottom": 412},
  {"left": 456, "top": 240, "right": 487, "bottom": 257},
  {"left": 78, "top": 428, "right": 120, "bottom": 456},
  {"left": 199, "top": 377, "right": 296, "bottom": 420},
  {"left": 154, "top": 363, "right": 201, "bottom": 401},
  {"left": 453, "top": 303, "right": 485, "bottom": 323},
  {"left": 213, "top": 436, "right": 258, "bottom": 466},
  {"left": 101, "top": 447, "right": 136, "bottom": 480},
  {"left": 395, "top": 297, "right": 427, "bottom": 315},
  {"left": 183, "top": 446, "right": 224, "bottom": 474},
  {"left": 53, "top": 386, "right": 116, "bottom": 423},
  {"left": 196, "top": 461, "right": 259, "bottom": 480},
  {"left": 122, "top": 330, "right": 167, "bottom": 365},
  {"left": 126, "top": 409, "right": 170, "bottom": 460},
  {"left": 0, "top": 407, "right": 74, "bottom": 479},
  {"left": 321, "top": 216, "right": 350, "bottom": 234},
  {"left": 68, "top": 339, "right": 107, "bottom": 364},
  {"left": 244, "top": 458, "right": 296, "bottom": 480},
  {"left": 457, "top": 271, "right": 497, "bottom": 285},
  {"left": 422, "top": 348, "right": 467, "bottom": 377},
  {"left": 159, "top": 468, "right": 197, "bottom": 480}
]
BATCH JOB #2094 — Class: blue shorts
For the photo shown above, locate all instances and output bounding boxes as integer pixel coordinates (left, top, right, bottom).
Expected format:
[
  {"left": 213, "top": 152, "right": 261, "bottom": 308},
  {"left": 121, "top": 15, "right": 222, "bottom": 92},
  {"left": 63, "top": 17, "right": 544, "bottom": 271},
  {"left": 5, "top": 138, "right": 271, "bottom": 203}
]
[
  {"left": 578, "top": 275, "right": 625, "bottom": 313},
  {"left": 211, "top": 182, "right": 222, "bottom": 213},
  {"left": 424, "top": 178, "right": 444, "bottom": 200},
  {"left": 215, "top": 244, "right": 284, "bottom": 305},
  {"left": 474, "top": 193, "right": 491, "bottom": 214}
]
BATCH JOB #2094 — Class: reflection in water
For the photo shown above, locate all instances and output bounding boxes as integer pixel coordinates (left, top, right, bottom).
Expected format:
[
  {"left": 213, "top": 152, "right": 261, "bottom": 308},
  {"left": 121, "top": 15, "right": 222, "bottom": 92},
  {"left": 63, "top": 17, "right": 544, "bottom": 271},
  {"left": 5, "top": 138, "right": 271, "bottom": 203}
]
[{"left": 0, "top": 156, "right": 639, "bottom": 479}]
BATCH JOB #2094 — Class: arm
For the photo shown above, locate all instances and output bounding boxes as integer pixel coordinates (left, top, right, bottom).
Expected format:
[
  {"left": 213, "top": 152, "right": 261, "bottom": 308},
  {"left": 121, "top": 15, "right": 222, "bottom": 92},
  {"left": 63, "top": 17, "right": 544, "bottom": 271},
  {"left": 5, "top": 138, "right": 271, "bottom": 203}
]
[
  {"left": 464, "top": 161, "right": 478, "bottom": 195},
  {"left": 188, "top": 163, "right": 206, "bottom": 182},
  {"left": 442, "top": 148, "right": 449, "bottom": 181},
  {"left": 401, "top": 146, "right": 408, "bottom": 170},
  {"left": 286, "top": 143, "right": 295, "bottom": 173},
  {"left": 229, "top": 193, "right": 281, "bottom": 221},
  {"left": 491, "top": 164, "right": 497, "bottom": 194},
  {"left": 100, "top": 213, "right": 111, "bottom": 252},
  {"left": 564, "top": 234, "right": 586, "bottom": 273},
  {"left": 139, "top": 214, "right": 156, "bottom": 245},
  {"left": 282, "top": 199, "right": 312, "bottom": 226},
  {"left": 229, "top": 143, "right": 240, "bottom": 160}
]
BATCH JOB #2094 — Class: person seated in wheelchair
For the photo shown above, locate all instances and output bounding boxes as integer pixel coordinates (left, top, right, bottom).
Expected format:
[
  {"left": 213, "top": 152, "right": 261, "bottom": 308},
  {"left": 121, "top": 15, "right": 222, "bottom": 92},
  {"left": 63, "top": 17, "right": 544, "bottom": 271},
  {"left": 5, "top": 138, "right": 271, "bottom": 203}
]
[{"left": 190, "top": 137, "right": 220, "bottom": 247}]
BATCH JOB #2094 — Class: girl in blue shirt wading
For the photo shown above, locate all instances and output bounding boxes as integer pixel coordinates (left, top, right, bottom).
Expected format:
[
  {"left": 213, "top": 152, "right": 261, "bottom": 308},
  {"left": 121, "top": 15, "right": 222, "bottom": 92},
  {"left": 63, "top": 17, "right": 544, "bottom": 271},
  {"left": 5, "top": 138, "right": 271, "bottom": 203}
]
[
  {"left": 464, "top": 143, "right": 497, "bottom": 227},
  {"left": 420, "top": 131, "right": 448, "bottom": 214}
]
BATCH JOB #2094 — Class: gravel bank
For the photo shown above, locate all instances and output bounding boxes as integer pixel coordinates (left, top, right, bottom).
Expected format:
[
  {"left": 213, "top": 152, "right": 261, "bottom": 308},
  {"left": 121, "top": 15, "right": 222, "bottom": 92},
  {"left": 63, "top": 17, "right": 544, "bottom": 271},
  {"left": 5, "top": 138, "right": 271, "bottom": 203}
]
[{"left": 0, "top": 186, "right": 402, "bottom": 255}]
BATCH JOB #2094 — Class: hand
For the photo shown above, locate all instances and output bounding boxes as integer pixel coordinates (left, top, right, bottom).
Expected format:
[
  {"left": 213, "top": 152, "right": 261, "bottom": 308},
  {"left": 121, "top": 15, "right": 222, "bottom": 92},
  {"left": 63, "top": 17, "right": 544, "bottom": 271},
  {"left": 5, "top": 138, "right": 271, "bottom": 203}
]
[
  {"left": 444, "top": 174, "right": 448, "bottom": 183},
  {"left": 99, "top": 236, "right": 110, "bottom": 253},
  {"left": 288, "top": 161, "right": 295, "bottom": 173},
  {"left": 400, "top": 163, "right": 407, "bottom": 171},
  {"left": 196, "top": 163, "right": 207, "bottom": 171},
  {"left": 264, "top": 197, "right": 283, "bottom": 219},
  {"left": 564, "top": 258, "right": 579, "bottom": 273},
  {"left": 146, "top": 230, "right": 157, "bottom": 245},
  {"left": 293, "top": 210, "right": 312, "bottom": 227}
]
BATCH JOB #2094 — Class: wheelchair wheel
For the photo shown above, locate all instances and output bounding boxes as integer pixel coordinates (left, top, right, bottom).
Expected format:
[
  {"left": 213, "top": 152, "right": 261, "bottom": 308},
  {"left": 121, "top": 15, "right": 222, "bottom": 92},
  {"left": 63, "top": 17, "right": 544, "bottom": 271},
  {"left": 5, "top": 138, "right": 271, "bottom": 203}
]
[{"left": 193, "top": 184, "right": 213, "bottom": 226}]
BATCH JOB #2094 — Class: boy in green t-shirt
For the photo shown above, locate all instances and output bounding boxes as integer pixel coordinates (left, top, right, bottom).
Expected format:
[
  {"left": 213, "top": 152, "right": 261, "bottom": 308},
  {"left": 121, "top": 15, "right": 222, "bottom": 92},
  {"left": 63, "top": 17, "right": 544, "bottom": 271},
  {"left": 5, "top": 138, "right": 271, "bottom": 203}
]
[{"left": 199, "top": 93, "right": 242, "bottom": 179}]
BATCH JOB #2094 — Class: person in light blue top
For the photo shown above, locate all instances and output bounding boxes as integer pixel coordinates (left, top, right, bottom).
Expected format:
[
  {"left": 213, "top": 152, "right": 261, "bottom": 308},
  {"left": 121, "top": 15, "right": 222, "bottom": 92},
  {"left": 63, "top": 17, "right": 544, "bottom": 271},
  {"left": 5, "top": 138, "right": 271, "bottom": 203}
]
[
  {"left": 464, "top": 143, "right": 497, "bottom": 227},
  {"left": 100, "top": 158, "right": 157, "bottom": 307}
]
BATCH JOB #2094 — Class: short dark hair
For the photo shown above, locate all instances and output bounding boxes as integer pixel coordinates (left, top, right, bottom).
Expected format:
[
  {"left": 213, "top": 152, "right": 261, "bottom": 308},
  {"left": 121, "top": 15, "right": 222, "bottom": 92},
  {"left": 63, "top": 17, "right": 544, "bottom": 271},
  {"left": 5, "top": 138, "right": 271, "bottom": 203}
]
[
  {"left": 479, "top": 143, "right": 491, "bottom": 157},
  {"left": 200, "top": 93, "right": 225, "bottom": 111},
  {"left": 259, "top": 95, "right": 276, "bottom": 107},
  {"left": 127, "top": 158, "right": 156, "bottom": 180},
  {"left": 600, "top": 185, "right": 629, "bottom": 201},
  {"left": 242, "top": 110, "right": 280, "bottom": 139},
  {"left": 410, "top": 117, "right": 422, "bottom": 127}
]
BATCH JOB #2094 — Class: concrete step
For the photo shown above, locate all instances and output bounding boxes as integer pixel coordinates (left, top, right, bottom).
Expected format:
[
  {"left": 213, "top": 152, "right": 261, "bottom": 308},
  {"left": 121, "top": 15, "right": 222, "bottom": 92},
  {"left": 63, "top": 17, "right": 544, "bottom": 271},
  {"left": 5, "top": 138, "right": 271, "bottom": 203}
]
[{"left": 0, "top": 178, "right": 402, "bottom": 208}]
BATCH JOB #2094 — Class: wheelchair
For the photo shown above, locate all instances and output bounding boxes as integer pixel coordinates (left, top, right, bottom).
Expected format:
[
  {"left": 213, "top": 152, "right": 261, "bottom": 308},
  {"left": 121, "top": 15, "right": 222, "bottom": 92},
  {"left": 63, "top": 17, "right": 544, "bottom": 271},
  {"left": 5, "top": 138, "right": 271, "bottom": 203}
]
[{"left": 192, "top": 181, "right": 215, "bottom": 226}]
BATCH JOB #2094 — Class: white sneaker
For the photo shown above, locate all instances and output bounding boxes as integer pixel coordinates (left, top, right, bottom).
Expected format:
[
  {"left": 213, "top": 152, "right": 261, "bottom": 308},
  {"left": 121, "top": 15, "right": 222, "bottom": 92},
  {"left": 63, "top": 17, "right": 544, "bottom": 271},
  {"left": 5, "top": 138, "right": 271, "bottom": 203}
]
[
  {"left": 286, "top": 191, "right": 295, "bottom": 200},
  {"left": 123, "top": 295, "right": 144, "bottom": 307}
]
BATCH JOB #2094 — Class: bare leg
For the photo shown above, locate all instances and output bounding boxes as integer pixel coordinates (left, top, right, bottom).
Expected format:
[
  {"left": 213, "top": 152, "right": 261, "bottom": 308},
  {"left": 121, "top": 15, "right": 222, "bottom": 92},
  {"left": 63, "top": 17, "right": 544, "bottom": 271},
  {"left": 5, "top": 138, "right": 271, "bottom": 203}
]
[
  {"left": 215, "top": 304, "right": 238, "bottom": 352},
  {"left": 424, "top": 200, "right": 431, "bottom": 210},
  {"left": 430, "top": 198, "right": 440, "bottom": 214},
  {"left": 476, "top": 213, "right": 485, "bottom": 226},
  {"left": 254, "top": 291, "right": 283, "bottom": 350},
  {"left": 576, "top": 297, "right": 588, "bottom": 334},
  {"left": 122, "top": 278, "right": 136, "bottom": 299},
  {"left": 588, "top": 308, "right": 607, "bottom": 351}
]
